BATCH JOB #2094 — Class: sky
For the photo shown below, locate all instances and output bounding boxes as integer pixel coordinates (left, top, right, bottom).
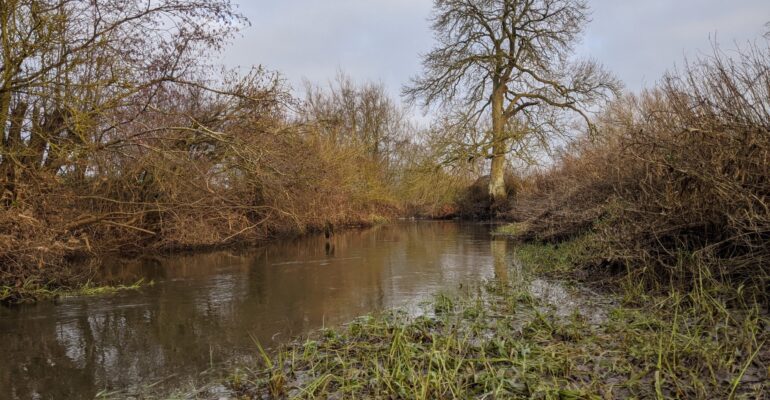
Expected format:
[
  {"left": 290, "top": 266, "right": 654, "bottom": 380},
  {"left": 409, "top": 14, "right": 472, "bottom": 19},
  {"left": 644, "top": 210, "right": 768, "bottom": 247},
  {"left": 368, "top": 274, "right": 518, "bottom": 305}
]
[{"left": 221, "top": 0, "right": 770, "bottom": 105}]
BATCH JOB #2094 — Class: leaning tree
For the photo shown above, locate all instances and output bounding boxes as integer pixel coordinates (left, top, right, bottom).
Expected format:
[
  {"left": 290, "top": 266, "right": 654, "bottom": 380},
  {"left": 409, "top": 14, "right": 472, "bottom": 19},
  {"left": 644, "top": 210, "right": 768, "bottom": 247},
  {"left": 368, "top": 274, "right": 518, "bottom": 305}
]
[{"left": 405, "top": 0, "right": 620, "bottom": 206}]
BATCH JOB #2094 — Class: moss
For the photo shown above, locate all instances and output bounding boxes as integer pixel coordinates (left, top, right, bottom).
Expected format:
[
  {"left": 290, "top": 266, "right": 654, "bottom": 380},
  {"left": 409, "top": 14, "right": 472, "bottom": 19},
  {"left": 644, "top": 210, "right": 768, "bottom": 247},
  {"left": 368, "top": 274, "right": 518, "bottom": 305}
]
[{"left": 68, "top": 279, "right": 150, "bottom": 297}]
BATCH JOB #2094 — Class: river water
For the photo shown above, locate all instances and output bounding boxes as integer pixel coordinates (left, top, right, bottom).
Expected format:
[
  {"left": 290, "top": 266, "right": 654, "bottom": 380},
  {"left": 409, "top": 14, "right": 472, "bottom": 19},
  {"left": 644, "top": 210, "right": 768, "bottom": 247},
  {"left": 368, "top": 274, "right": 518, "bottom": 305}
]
[{"left": 0, "top": 221, "right": 517, "bottom": 399}]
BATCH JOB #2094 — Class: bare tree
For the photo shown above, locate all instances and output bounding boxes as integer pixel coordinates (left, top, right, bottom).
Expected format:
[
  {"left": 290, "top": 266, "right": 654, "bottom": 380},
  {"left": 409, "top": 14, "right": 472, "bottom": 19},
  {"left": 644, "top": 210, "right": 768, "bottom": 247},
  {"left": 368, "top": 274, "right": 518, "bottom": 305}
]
[
  {"left": 303, "top": 73, "right": 408, "bottom": 164},
  {"left": 0, "top": 0, "right": 246, "bottom": 204},
  {"left": 404, "top": 0, "right": 619, "bottom": 206}
]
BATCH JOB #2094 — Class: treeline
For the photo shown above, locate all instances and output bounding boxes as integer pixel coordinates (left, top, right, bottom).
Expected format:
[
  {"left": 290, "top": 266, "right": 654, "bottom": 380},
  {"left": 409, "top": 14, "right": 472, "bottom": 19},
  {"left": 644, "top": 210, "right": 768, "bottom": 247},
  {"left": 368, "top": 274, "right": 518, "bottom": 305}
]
[
  {"left": 507, "top": 40, "right": 770, "bottom": 300},
  {"left": 0, "top": 0, "right": 467, "bottom": 300},
  {"left": 5, "top": 0, "right": 767, "bottom": 304}
]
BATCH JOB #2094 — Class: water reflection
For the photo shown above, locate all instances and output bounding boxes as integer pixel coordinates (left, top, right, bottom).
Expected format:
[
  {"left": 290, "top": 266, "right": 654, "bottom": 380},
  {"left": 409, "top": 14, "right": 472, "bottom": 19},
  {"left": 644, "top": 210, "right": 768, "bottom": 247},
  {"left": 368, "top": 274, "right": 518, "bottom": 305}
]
[
  {"left": 491, "top": 237, "right": 509, "bottom": 282},
  {"left": 0, "top": 221, "right": 501, "bottom": 399}
]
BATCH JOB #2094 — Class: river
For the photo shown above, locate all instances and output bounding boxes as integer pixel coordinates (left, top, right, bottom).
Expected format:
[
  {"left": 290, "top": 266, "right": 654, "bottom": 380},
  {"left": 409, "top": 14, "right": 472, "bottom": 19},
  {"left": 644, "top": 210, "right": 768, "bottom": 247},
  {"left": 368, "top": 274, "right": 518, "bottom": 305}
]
[{"left": 0, "top": 221, "right": 517, "bottom": 399}]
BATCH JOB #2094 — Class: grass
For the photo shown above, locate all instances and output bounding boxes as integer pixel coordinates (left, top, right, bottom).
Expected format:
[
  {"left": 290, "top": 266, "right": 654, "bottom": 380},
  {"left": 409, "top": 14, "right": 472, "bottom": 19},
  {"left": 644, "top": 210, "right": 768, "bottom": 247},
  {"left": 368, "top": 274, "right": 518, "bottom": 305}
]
[
  {"left": 510, "top": 237, "right": 593, "bottom": 276},
  {"left": 68, "top": 279, "right": 150, "bottom": 297},
  {"left": 494, "top": 222, "right": 531, "bottom": 237},
  {"left": 367, "top": 214, "right": 392, "bottom": 225},
  {"left": 221, "top": 239, "right": 769, "bottom": 399},
  {"left": 0, "top": 279, "right": 150, "bottom": 304},
  {"left": 495, "top": 223, "right": 596, "bottom": 276}
]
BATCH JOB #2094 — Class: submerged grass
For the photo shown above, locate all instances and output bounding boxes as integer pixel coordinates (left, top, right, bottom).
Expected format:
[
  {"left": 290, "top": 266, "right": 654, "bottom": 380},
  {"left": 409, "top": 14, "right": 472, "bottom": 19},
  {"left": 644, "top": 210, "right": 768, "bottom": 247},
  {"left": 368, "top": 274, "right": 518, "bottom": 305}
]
[
  {"left": 0, "top": 279, "right": 150, "bottom": 304},
  {"left": 68, "top": 279, "right": 150, "bottom": 297},
  {"left": 224, "top": 247, "right": 769, "bottom": 399}
]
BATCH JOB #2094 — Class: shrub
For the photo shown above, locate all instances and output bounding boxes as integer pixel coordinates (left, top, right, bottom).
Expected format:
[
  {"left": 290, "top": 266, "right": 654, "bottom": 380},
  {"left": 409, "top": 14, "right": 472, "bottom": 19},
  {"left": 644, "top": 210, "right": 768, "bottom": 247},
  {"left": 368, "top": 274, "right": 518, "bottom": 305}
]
[{"left": 509, "top": 40, "right": 770, "bottom": 299}]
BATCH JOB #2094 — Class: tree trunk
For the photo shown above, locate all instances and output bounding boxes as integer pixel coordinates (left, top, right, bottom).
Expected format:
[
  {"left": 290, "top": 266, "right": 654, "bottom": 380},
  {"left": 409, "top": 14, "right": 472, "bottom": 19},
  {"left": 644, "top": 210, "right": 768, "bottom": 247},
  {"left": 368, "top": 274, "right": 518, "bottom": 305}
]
[
  {"left": 0, "top": 90, "right": 11, "bottom": 151},
  {"left": 491, "top": 237, "right": 508, "bottom": 282},
  {"left": 1, "top": 100, "right": 26, "bottom": 207},
  {"left": 488, "top": 82, "right": 507, "bottom": 208},
  {"left": 22, "top": 106, "right": 44, "bottom": 168}
]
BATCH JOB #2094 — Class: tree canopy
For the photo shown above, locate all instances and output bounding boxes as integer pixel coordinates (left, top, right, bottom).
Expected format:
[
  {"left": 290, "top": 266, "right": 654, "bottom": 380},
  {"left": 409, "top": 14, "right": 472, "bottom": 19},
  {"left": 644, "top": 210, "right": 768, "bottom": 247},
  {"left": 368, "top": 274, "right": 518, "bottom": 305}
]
[{"left": 405, "top": 0, "right": 619, "bottom": 204}]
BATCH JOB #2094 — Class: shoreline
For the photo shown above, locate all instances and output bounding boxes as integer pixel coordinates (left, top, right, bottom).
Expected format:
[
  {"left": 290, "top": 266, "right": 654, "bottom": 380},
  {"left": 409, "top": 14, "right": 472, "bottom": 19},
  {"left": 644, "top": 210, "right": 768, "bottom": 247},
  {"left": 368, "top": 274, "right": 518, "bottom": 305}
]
[
  {"left": 211, "top": 236, "right": 769, "bottom": 399},
  {"left": 0, "top": 217, "right": 397, "bottom": 305}
]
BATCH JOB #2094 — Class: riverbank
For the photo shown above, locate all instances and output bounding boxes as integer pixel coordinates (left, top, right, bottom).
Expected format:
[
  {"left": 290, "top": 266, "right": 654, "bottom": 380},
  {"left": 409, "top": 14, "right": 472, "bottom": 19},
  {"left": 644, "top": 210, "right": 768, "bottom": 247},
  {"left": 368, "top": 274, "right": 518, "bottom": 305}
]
[
  {"left": 217, "top": 237, "right": 769, "bottom": 399},
  {"left": 0, "top": 215, "right": 393, "bottom": 305}
]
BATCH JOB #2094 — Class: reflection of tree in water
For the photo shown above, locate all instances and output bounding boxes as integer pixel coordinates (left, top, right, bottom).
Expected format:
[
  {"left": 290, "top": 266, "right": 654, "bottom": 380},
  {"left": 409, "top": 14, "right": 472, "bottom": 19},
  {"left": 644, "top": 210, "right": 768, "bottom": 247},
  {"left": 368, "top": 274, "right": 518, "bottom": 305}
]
[
  {"left": 0, "top": 313, "right": 99, "bottom": 399},
  {"left": 491, "top": 237, "right": 509, "bottom": 283}
]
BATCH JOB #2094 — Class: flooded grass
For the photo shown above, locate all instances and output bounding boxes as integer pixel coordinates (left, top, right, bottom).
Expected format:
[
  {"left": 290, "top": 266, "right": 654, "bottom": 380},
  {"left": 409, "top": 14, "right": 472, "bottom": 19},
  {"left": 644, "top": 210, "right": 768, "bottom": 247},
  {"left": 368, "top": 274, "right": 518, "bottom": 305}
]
[
  {"left": 0, "top": 279, "right": 150, "bottom": 304},
  {"left": 224, "top": 278, "right": 769, "bottom": 399},
  {"left": 493, "top": 222, "right": 531, "bottom": 237},
  {"left": 510, "top": 237, "right": 594, "bottom": 277},
  {"left": 68, "top": 279, "right": 150, "bottom": 297}
]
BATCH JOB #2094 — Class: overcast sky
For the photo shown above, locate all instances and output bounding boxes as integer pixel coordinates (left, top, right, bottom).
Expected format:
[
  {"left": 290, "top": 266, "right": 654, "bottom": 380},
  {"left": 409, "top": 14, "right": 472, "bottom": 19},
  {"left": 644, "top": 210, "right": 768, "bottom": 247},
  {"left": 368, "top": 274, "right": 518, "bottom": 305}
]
[{"left": 222, "top": 1, "right": 770, "bottom": 102}]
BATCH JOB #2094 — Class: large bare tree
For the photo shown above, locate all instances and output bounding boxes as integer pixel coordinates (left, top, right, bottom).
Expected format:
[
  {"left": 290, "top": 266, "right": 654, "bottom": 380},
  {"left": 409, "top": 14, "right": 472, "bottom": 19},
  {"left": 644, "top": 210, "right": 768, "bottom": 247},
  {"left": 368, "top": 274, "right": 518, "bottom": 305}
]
[{"left": 405, "top": 0, "right": 619, "bottom": 206}]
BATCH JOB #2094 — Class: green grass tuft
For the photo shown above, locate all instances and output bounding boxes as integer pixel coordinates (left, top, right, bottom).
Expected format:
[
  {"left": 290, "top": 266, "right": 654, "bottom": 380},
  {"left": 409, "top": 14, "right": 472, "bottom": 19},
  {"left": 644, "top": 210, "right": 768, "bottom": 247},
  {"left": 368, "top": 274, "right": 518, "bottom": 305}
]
[
  {"left": 1, "top": 279, "right": 150, "bottom": 304},
  {"left": 493, "top": 222, "right": 531, "bottom": 237},
  {"left": 511, "top": 235, "right": 593, "bottom": 275}
]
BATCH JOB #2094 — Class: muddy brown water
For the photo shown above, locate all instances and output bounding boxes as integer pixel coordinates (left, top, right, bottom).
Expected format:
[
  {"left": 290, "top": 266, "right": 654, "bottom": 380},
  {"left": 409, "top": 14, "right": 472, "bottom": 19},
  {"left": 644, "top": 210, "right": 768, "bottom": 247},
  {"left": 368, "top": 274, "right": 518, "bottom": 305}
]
[{"left": 0, "top": 221, "right": 521, "bottom": 399}]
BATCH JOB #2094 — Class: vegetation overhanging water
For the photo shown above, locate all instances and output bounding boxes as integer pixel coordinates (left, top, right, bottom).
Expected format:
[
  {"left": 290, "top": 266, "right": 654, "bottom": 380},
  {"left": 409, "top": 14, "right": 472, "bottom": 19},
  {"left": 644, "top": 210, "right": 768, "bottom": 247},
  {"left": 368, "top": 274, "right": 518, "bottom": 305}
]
[{"left": 1, "top": 0, "right": 769, "bottom": 398}]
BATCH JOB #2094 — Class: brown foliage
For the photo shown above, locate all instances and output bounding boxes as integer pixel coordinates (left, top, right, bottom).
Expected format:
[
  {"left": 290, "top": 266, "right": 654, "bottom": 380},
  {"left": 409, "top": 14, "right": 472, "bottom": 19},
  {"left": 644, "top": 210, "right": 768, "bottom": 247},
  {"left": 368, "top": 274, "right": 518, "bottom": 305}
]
[
  {"left": 509, "top": 42, "right": 770, "bottom": 296},
  {"left": 0, "top": 2, "right": 414, "bottom": 298},
  {"left": 0, "top": 70, "right": 399, "bottom": 297},
  {"left": 0, "top": 76, "right": 400, "bottom": 293}
]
